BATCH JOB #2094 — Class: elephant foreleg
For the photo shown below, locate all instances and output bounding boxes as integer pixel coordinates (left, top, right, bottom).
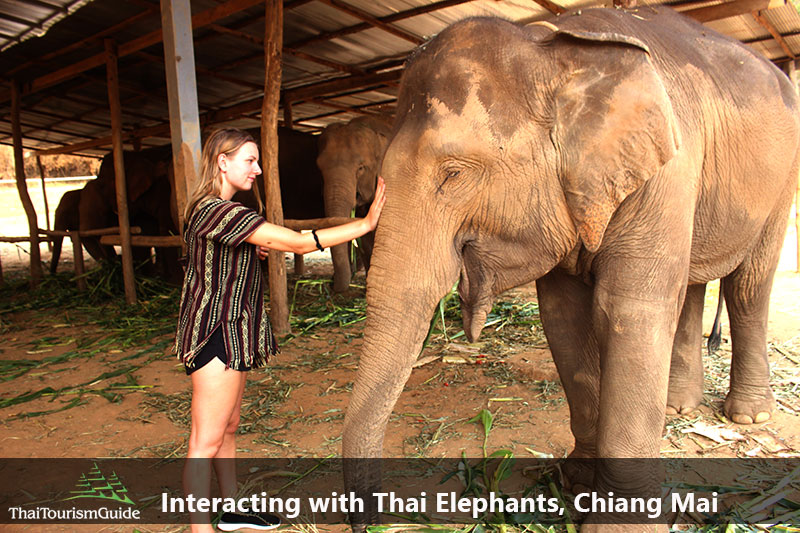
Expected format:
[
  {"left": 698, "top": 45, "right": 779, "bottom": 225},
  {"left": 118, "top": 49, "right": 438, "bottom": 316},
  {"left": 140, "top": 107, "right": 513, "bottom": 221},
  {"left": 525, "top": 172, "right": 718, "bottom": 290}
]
[
  {"left": 536, "top": 269, "right": 600, "bottom": 491},
  {"left": 591, "top": 281, "right": 677, "bottom": 504},
  {"left": 666, "top": 283, "right": 706, "bottom": 415}
]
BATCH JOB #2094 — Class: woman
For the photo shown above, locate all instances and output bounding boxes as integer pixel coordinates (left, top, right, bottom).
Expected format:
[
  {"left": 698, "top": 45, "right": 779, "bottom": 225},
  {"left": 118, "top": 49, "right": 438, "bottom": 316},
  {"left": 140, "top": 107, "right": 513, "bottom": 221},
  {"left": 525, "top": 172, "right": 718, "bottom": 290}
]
[{"left": 175, "top": 127, "right": 386, "bottom": 532}]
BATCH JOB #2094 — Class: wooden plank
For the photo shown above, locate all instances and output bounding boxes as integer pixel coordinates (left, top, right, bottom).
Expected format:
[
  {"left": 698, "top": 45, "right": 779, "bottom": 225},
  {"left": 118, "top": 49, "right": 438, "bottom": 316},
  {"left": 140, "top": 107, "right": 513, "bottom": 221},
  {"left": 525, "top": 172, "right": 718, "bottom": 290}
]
[
  {"left": 283, "top": 217, "right": 354, "bottom": 230},
  {"left": 263, "top": 0, "right": 290, "bottom": 335},
  {"left": 40, "top": 226, "right": 142, "bottom": 237},
  {"left": 105, "top": 39, "right": 137, "bottom": 305},
  {"left": 680, "top": 0, "right": 785, "bottom": 23},
  {"left": 11, "top": 80, "right": 43, "bottom": 285},
  {"left": 99, "top": 235, "right": 183, "bottom": 247},
  {"left": 161, "top": 0, "right": 202, "bottom": 235}
]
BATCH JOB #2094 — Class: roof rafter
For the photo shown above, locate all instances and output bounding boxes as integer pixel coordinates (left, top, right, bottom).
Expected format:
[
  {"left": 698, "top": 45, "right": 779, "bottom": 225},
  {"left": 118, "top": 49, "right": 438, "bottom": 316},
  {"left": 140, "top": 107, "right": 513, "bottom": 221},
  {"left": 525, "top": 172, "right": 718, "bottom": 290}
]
[
  {"left": 753, "top": 9, "right": 796, "bottom": 58},
  {"left": 315, "top": 0, "right": 424, "bottom": 45},
  {"left": 0, "top": 0, "right": 265, "bottom": 103}
]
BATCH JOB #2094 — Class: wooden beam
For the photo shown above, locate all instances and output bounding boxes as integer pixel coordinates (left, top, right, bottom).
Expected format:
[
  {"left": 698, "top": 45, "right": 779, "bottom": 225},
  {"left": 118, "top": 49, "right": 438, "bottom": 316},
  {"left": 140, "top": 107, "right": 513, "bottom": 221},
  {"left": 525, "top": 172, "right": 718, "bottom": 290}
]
[
  {"left": 137, "top": 50, "right": 264, "bottom": 91},
  {"left": 11, "top": 80, "right": 43, "bottom": 284},
  {"left": 789, "top": 59, "right": 800, "bottom": 272},
  {"left": 1, "top": 0, "right": 264, "bottom": 103},
  {"left": 315, "top": 0, "right": 423, "bottom": 45},
  {"left": 530, "top": 0, "right": 566, "bottom": 15},
  {"left": 285, "top": 69, "right": 403, "bottom": 102},
  {"left": 680, "top": 0, "right": 786, "bottom": 23},
  {"left": 161, "top": 0, "right": 202, "bottom": 236},
  {"left": 752, "top": 10, "right": 796, "bottom": 58},
  {"left": 263, "top": 0, "right": 290, "bottom": 335},
  {"left": 105, "top": 39, "right": 137, "bottom": 304},
  {"left": 291, "top": 0, "right": 475, "bottom": 48},
  {"left": 7, "top": 4, "right": 160, "bottom": 77},
  {"left": 208, "top": 22, "right": 365, "bottom": 75}
]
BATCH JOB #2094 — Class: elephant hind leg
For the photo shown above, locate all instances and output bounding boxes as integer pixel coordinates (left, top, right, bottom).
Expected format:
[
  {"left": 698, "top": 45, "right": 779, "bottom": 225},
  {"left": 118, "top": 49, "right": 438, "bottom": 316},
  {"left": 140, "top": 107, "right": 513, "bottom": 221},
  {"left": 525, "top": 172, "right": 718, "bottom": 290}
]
[
  {"left": 666, "top": 283, "right": 706, "bottom": 415},
  {"left": 50, "top": 237, "right": 63, "bottom": 274},
  {"left": 721, "top": 198, "right": 794, "bottom": 423},
  {"left": 722, "top": 265, "right": 778, "bottom": 424}
]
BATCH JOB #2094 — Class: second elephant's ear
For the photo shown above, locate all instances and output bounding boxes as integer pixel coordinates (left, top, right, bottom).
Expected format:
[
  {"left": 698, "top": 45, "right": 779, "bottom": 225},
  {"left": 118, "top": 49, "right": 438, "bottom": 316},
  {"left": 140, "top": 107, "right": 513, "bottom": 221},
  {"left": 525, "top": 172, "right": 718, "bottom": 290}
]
[{"left": 551, "top": 37, "right": 681, "bottom": 252}]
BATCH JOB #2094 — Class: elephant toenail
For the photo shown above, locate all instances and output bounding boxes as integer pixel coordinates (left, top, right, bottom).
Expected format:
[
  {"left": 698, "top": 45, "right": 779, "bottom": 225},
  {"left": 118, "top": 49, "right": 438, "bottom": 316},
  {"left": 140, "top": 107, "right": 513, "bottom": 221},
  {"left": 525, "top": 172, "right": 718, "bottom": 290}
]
[
  {"left": 665, "top": 407, "right": 678, "bottom": 415},
  {"left": 679, "top": 406, "right": 695, "bottom": 415},
  {"left": 755, "top": 412, "right": 770, "bottom": 423},
  {"left": 732, "top": 414, "right": 754, "bottom": 424}
]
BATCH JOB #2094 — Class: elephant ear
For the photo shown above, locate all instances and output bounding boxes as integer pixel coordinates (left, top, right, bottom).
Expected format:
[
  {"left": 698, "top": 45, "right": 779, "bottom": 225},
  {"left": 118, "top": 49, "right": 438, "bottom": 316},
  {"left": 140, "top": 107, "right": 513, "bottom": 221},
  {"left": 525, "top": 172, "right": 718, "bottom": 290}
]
[{"left": 546, "top": 28, "right": 681, "bottom": 252}]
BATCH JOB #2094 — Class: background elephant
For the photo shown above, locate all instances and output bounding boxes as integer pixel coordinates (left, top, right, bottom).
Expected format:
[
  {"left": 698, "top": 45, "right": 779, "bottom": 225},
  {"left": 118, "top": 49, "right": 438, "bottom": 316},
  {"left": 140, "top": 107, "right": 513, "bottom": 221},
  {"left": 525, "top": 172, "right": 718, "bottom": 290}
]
[
  {"left": 316, "top": 115, "right": 392, "bottom": 292},
  {"left": 342, "top": 7, "right": 799, "bottom": 528},
  {"left": 75, "top": 145, "right": 179, "bottom": 278},
  {"left": 50, "top": 189, "right": 81, "bottom": 274}
]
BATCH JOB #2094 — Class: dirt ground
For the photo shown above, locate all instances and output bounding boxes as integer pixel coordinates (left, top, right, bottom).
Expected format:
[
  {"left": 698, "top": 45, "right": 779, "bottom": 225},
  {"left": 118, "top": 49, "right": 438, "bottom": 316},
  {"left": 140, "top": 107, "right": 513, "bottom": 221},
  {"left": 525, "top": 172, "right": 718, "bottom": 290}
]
[{"left": 1, "top": 218, "right": 799, "bottom": 532}]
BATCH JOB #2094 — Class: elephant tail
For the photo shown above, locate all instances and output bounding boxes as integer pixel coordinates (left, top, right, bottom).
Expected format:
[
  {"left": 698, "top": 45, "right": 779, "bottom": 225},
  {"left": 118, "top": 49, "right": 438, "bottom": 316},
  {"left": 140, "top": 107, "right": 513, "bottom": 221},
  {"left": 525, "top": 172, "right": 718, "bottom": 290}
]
[{"left": 707, "top": 287, "right": 725, "bottom": 355}]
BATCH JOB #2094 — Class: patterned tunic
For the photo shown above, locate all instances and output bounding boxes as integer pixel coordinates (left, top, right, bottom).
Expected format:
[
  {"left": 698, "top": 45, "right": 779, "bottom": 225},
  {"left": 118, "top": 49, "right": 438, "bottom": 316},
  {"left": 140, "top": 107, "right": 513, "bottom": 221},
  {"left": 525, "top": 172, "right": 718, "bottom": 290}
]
[{"left": 175, "top": 197, "right": 278, "bottom": 370}]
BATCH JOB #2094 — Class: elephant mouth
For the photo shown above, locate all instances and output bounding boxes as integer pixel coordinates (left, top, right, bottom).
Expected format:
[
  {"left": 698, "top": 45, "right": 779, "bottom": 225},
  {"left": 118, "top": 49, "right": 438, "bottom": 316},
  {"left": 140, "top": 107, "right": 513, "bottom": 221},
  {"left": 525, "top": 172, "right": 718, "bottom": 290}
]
[{"left": 457, "top": 243, "right": 496, "bottom": 342}]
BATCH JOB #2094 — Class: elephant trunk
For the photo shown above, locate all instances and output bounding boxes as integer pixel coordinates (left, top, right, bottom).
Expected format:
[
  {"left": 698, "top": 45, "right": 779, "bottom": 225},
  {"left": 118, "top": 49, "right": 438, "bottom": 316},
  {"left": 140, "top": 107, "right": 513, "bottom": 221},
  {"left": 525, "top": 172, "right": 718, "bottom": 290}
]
[
  {"left": 343, "top": 209, "right": 461, "bottom": 523},
  {"left": 323, "top": 167, "right": 358, "bottom": 292}
]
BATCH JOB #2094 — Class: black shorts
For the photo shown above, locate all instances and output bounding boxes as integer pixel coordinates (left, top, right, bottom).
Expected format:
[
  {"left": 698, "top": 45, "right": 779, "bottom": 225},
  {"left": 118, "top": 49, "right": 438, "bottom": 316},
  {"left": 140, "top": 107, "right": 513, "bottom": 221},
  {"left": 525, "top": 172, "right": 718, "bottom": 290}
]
[{"left": 185, "top": 328, "right": 251, "bottom": 375}]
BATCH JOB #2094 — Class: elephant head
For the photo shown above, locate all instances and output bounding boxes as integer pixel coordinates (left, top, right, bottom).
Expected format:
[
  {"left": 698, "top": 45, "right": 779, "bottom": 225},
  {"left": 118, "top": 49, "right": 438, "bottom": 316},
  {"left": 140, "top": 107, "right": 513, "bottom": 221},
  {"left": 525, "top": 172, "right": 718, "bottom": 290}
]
[
  {"left": 317, "top": 115, "right": 393, "bottom": 292},
  {"left": 343, "top": 14, "right": 681, "bottom": 523}
]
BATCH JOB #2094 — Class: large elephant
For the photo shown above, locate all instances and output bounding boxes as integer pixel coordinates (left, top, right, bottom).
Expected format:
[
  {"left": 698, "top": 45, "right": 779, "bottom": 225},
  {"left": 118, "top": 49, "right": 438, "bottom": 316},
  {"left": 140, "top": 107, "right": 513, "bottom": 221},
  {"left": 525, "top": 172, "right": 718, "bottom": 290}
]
[
  {"left": 316, "top": 115, "right": 392, "bottom": 292},
  {"left": 343, "top": 7, "right": 799, "bottom": 528}
]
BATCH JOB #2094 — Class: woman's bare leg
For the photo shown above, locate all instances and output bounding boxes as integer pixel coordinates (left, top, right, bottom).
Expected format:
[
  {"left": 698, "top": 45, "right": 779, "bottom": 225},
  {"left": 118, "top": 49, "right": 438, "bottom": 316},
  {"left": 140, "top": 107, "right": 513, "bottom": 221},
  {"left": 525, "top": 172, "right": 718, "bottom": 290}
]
[{"left": 183, "top": 358, "right": 247, "bottom": 533}]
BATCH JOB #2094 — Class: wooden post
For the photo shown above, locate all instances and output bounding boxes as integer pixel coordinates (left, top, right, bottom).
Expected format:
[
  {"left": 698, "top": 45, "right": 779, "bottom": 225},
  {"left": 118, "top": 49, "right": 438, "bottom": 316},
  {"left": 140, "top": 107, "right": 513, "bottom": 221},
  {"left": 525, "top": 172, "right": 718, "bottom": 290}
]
[
  {"left": 36, "top": 156, "right": 52, "bottom": 251},
  {"left": 283, "top": 98, "right": 305, "bottom": 276},
  {"left": 789, "top": 59, "right": 800, "bottom": 273},
  {"left": 161, "top": 0, "right": 202, "bottom": 233},
  {"left": 105, "top": 38, "right": 137, "bottom": 304},
  {"left": 263, "top": 0, "right": 290, "bottom": 334},
  {"left": 11, "top": 80, "right": 43, "bottom": 285}
]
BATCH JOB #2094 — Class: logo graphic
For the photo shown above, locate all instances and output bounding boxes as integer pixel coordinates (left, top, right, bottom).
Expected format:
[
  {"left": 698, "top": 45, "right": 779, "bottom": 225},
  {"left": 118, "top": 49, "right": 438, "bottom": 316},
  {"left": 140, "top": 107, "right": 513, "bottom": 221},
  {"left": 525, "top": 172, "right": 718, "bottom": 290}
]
[{"left": 63, "top": 462, "right": 134, "bottom": 505}]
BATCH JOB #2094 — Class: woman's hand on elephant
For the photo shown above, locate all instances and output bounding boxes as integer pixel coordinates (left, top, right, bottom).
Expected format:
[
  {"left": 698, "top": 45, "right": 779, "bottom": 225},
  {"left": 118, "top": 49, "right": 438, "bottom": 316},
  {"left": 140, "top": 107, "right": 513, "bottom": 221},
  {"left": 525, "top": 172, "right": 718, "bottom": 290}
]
[
  {"left": 257, "top": 245, "right": 269, "bottom": 260},
  {"left": 365, "top": 176, "right": 386, "bottom": 231}
]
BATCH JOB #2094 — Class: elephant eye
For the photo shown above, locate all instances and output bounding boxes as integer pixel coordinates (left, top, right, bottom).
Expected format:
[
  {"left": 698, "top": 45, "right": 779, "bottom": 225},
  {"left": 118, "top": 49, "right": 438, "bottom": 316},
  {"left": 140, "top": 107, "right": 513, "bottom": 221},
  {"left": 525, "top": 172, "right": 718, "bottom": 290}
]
[{"left": 437, "top": 167, "right": 461, "bottom": 194}]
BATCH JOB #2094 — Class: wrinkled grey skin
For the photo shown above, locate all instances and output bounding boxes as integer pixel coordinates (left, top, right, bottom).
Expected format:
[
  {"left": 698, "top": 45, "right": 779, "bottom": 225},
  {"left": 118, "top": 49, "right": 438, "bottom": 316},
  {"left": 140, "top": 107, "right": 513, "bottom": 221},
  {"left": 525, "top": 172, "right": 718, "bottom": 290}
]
[
  {"left": 317, "top": 115, "right": 392, "bottom": 292},
  {"left": 343, "top": 7, "right": 799, "bottom": 530}
]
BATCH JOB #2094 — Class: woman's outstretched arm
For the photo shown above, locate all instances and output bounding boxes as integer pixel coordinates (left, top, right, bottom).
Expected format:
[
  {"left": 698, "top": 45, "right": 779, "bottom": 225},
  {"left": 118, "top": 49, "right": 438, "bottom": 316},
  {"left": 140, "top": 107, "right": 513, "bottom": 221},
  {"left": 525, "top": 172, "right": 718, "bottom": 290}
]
[{"left": 246, "top": 177, "right": 386, "bottom": 255}]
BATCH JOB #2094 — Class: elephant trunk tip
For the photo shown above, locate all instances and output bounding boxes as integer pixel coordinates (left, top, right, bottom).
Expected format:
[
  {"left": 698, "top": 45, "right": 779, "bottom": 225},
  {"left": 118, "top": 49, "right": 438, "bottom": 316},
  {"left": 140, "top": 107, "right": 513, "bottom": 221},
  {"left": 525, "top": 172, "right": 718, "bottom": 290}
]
[{"left": 463, "top": 308, "right": 488, "bottom": 343}]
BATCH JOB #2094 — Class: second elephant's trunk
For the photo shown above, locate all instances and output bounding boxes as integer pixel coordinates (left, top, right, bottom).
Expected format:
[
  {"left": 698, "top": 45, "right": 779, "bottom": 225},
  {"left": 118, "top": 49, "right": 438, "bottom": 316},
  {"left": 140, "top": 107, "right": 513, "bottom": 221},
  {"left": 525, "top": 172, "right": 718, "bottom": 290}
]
[{"left": 323, "top": 169, "right": 359, "bottom": 292}]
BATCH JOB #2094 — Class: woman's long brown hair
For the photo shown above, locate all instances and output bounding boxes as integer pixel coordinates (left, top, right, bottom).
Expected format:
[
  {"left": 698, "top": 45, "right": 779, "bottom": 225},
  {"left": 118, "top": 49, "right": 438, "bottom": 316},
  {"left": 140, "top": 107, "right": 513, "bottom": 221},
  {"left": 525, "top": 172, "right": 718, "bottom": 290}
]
[{"left": 183, "top": 128, "right": 263, "bottom": 222}]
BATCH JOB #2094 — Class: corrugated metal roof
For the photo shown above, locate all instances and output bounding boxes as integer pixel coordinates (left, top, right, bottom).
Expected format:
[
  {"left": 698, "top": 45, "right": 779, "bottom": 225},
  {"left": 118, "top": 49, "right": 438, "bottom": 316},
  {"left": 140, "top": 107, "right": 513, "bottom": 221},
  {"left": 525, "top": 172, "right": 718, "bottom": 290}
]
[
  {"left": 0, "top": 0, "right": 96, "bottom": 52},
  {"left": 0, "top": 0, "right": 799, "bottom": 158}
]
